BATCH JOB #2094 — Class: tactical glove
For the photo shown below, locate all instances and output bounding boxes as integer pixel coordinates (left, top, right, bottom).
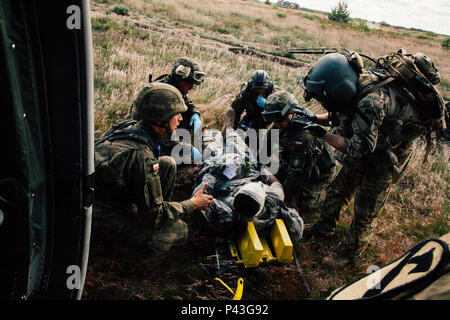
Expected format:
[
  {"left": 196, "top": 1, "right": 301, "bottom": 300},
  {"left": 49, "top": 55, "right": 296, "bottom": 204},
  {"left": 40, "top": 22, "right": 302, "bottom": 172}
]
[
  {"left": 302, "top": 123, "right": 327, "bottom": 138},
  {"left": 300, "top": 108, "right": 317, "bottom": 123},
  {"left": 190, "top": 113, "right": 202, "bottom": 134}
]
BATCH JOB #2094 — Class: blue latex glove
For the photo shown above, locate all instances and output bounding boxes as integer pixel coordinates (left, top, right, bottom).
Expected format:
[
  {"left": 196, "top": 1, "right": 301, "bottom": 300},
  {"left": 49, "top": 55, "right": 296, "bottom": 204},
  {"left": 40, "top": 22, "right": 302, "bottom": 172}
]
[
  {"left": 257, "top": 96, "right": 267, "bottom": 108},
  {"left": 189, "top": 113, "right": 202, "bottom": 134},
  {"left": 191, "top": 147, "right": 202, "bottom": 163}
]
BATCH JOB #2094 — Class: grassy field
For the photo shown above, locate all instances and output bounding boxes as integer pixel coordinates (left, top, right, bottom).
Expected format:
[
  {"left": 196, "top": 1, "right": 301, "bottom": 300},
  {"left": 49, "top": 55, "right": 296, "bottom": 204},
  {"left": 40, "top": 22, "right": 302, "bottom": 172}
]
[{"left": 85, "top": 0, "right": 450, "bottom": 300}]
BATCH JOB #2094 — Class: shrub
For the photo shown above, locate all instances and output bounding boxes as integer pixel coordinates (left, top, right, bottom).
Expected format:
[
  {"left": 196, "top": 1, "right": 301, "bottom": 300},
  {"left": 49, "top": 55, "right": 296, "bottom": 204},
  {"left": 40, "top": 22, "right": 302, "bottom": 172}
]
[
  {"left": 328, "top": 1, "right": 350, "bottom": 24},
  {"left": 91, "top": 17, "right": 119, "bottom": 31},
  {"left": 109, "top": 5, "right": 129, "bottom": 16},
  {"left": 303, "top": 14, "right": 315, "bottom": 20},
  {"left": 276, "top": 12, "right": 287, "bottom": 18},
  {"left": 442, "top": 38, "right": 450, "bottom": 50},
  {"left": 354, "top": 21, "right": 371, "bottom": 33}
]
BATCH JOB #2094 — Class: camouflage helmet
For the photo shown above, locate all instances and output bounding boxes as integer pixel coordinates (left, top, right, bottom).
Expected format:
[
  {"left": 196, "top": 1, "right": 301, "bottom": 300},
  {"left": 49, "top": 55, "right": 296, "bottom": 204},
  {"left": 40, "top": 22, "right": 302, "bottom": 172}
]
[
  {"left": 261, "top": 90, "right": 301, "bottom": 123},
  {"left": 414, "top": 52, "right": 440, "bottom": 85},
  {"left": 171, "top": 57, "right": 206, "bottom": 85},
  {"left": 132, "top": 83, "right": 187, "bottom": 122}
]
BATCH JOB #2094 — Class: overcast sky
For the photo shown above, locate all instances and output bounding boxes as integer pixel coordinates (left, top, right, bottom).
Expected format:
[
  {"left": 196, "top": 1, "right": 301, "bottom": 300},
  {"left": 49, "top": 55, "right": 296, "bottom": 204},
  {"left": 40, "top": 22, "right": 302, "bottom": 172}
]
[{"left": 278, "top": 0, "right": 450, "bottom": 36}]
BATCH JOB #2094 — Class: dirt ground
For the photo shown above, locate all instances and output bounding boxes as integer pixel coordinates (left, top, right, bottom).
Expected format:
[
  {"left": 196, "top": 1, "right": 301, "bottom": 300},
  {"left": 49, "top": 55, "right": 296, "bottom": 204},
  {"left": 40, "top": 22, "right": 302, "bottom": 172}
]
[{"left": 83, "top": 164, "right": 367, "bottom": 300}]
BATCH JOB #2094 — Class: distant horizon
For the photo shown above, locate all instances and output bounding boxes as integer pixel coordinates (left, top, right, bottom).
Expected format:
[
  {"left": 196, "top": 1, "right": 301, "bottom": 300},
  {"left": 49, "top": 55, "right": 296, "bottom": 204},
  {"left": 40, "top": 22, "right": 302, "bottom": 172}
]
[{"left": 266, "top": 0, "right": 450, "bottom": 36}]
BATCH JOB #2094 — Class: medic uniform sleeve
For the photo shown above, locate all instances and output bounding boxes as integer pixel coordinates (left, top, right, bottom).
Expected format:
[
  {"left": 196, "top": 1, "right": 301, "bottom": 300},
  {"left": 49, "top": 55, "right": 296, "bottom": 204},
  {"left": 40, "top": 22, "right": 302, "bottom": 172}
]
[{"left": 344, "top": 90, "right": 388, "bottom": 159}]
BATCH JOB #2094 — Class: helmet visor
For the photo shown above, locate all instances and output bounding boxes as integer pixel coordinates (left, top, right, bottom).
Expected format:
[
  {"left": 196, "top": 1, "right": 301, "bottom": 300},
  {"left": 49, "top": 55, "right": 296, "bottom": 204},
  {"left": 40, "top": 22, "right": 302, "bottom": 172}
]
[
  {"left": 299, "top": 76, "right": 307, "bottom": 89},
  {"left": 304, "top": 78, "right": 327, "bottom": 103}
]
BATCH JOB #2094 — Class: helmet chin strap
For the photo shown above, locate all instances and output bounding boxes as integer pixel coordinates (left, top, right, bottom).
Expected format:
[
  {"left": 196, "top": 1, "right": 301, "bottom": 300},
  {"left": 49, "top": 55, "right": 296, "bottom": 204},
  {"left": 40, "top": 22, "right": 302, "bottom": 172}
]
[{"left": 146, "top": 121, "right": 173, "bottom": 136}]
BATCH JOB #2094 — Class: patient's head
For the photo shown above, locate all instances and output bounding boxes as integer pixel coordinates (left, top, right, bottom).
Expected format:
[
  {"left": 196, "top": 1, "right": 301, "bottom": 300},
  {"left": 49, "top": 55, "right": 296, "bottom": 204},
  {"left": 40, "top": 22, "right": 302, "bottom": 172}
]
[{"left": 233, "top": 182, "right": 266, "bottom": 220}]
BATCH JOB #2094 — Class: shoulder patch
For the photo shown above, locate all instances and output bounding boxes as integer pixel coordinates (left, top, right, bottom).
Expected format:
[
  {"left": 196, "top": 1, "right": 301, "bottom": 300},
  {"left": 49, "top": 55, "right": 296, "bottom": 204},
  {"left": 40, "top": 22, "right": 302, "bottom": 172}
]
[
  {"left": 354, "top": 92, "right": 385, "bottom": 132},
  {"left": 355, "top": 108, "right": 375, "bottom": 132},
  {"left": 293, "top": 141, "right": 303, "bottom": 148},
  {"left": 144, "top": 157, "right": 161, "bottom": 174}
]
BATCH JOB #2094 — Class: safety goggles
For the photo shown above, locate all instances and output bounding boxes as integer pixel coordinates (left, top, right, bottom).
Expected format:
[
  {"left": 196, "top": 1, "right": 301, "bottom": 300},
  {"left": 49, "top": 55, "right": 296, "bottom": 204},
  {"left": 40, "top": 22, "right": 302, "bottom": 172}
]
[
  {"left": 191, "top": 71, "right": 206, "bottom": 83},
  {"left": 261, "top": 103, "right": 291, "bottom": 123}
]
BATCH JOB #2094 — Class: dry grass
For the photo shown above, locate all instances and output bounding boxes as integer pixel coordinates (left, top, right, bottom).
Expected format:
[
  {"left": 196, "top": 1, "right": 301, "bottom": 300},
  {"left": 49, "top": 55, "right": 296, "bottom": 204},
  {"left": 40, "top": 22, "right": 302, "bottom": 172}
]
[
  {"left": 91, "top": 0, "right": 450, "bottom": 134},
  {"left": 88, "top": 0, "right": 449, "bottom": 300}
]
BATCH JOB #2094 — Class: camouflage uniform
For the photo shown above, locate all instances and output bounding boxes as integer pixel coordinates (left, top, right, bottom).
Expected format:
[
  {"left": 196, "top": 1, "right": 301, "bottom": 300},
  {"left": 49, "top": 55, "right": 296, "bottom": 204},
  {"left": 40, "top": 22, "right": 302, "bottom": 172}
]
[
  {"left": 436, "top": 102, "right": 450, "bottom": 142},
  {"left": 276, "top": 117, "right": 336, "bottom": 218},
  {"left": 129, "top": 75, "right": 200, "bottom": 158},
  {"left": 131, "top": 58, "right": 205, "bottom": 157},
  {"left": 94, "top": 84, "right": 195, "bottom": 254},
  {"left": 231, "top": 82, "right": 281, "bottom": 130},
  {"left": 314, "top": 83, "right": 435, "bottom": 252},
  {"left": 152, "top": 74, "right": 201, "bottom": 131},
  {"left": 261, "top": 90, "right": 336, "bottom": 218}
]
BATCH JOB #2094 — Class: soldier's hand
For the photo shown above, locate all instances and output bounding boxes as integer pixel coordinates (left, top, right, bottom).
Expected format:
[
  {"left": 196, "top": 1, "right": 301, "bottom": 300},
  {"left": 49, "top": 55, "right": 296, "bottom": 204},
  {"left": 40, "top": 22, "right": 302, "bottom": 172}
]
[
  {"left": 190, "top": 113, "right": 202, "bottom": 134},
  {"left": 302, "top": 123, "right": 327, "bottom": 138},
  {"left": 299, "top": 108, "right": 317, "bottom": 123},
  {"left": 191, "top": 184, "right": 213, "bottom": 210}
]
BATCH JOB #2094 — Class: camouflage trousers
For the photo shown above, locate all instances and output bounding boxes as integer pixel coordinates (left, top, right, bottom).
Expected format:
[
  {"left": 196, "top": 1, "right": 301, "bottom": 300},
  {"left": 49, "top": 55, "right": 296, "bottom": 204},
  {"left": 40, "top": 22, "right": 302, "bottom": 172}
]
[
  {"left": 313, "top": 161, "right": 394, "bottom": 251},
  {"left": 222, "top": 109, "right": 236, "bottom": 136},
  {"left": 93, "top": 156, "right": 188, "bottom": 254},
  {"left": 276, "top": 166, "right": 335, "bottom": 221}
]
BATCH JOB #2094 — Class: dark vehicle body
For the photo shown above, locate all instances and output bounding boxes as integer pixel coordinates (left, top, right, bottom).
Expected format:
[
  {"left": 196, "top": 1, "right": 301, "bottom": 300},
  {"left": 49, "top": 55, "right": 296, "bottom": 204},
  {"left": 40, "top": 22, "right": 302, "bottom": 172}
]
[{"left": 0, "top": 0, "right": 93, "bottom": 299}]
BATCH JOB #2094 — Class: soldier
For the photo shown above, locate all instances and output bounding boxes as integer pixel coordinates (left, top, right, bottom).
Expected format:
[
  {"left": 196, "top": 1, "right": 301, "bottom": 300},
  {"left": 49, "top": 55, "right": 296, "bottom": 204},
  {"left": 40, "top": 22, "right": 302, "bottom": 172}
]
[
  {"left": 297, "top": 52, "right": 446, "bottom": 266},
  {"left": 131, "top": 57, "right": 206, "bottom": 161},
  {"left": 94, "top": 83, "right": 213, "bottom": 254},
  {"left": 260, "top": 90, "right": 336, "bottom": 220},
  {"left": 436, "top": 102, "right": 450, "bottom": 143},
  {"left": 222, "top": 70, "right": 281, "bottom": 134}
]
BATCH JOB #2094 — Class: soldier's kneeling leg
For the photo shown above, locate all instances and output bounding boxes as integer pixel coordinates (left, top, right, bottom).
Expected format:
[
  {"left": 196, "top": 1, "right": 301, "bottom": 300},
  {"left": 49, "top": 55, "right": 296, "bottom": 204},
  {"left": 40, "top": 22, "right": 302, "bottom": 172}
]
[
  {"left": 147, "top": 218, "right": 188, "bottom": 254},
  {"left": 158, "top": 156, "right": 177, "bottom": 200}
]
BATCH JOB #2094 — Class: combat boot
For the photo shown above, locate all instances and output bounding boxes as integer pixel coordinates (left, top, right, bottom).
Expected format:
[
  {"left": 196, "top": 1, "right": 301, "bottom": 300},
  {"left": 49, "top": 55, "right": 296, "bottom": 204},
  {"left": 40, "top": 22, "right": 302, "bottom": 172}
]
[
  {"left": 322, "top": 233, "right": 359, "bottom": 269},
  {"left": 302, "top": 222, "right": 335, "bottom": 241}
]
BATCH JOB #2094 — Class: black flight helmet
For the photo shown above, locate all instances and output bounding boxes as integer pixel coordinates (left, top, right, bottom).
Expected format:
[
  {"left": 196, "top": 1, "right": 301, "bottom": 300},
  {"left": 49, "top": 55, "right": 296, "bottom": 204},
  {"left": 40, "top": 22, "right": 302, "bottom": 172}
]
[
  {"left": 250, "top": 70, "right": 273, "bottom": 95},
  {"left": 301, "top": 53, "right": 359, "bottom": 112}
]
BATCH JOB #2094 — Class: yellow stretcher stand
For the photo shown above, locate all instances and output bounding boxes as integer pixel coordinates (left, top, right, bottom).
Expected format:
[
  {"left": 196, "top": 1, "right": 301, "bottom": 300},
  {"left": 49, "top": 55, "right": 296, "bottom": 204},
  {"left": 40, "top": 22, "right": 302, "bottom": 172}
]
[
  {"left": 229, "top": 220, "right": 294, "bottom": 267},
  {"left": 270, "top": 219, "right": 293, "bottom": 263},
  {"left": 237, "top": 222, "right": 264, "bottom": 267},
  {"left": 260, "top": 238, "right": 277, "bottom": 263}
]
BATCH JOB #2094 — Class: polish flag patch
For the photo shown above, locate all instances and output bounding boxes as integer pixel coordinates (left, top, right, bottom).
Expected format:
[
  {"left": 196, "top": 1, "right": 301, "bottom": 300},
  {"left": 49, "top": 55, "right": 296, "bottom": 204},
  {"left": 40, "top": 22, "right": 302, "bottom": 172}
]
[
  {"left": 294, "top": 141, "right": 303, "bottom": 148},
  {"left": 153, "top": 163, "right": 159, "bottom": 172}
]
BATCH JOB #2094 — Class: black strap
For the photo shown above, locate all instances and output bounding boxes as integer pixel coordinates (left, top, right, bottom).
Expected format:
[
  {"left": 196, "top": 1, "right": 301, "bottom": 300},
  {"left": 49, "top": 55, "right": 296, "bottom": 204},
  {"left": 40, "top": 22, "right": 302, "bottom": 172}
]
[
  {"left": 153, "top": 73, "right": 169, "bottom": 83},
  {"left": 95, "top": 120, "right": 137, "bottom": 146},
  {"left": 95, "top": 120, "right": 158, "bottom": 154},
  {"left": 355, "top": 76, "right": 396, "bottom": 106}
]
